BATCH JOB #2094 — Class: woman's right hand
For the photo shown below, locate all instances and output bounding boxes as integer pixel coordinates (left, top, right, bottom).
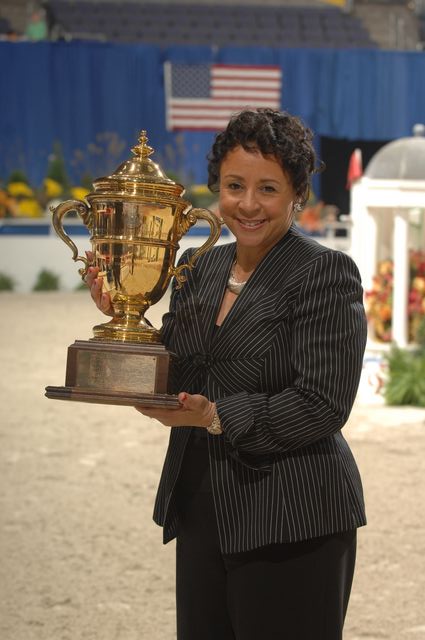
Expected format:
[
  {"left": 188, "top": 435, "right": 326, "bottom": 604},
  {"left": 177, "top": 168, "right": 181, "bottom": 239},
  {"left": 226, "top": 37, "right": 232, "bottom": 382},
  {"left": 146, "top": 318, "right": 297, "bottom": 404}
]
[{"left": 84, "top": 251, "right": 114, "bottom": 316}]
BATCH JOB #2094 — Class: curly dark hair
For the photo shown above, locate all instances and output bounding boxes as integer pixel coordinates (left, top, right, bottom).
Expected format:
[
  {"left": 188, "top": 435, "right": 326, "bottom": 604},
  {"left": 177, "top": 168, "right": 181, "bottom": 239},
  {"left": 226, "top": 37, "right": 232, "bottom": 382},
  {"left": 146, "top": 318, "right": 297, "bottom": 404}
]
[{"left": 207, "top": 108, "right": 323, "bottom": 206}]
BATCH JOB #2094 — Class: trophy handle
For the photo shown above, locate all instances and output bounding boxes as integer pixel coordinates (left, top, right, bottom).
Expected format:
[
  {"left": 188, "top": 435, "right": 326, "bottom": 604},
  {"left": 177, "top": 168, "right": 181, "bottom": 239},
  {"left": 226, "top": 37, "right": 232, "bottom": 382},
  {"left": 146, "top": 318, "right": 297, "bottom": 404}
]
[
  {"left": 50, "top": 199, "right": 93, "bottom": 280},
  {"left": 171, "top": 207, "right": 222, "bottom": 288}
]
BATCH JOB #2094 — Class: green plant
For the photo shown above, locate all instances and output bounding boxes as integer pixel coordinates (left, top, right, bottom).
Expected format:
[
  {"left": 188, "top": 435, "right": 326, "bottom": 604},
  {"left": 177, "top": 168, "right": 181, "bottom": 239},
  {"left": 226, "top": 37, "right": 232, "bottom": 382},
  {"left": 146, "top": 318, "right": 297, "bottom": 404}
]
[
  {"left": 32, "top": 269, "right": 60, "bottom": 291},
  {"left": 415, "top": 316, "right": 425, "bottom": 346},
  {"left": 384, "top": 346, "right": 425, "bottom": 407},
  {"left": 0, "top": 272, "right": 15, "bottom": 291},
  {"left": 47, "top": 141, "right": 71, "bottom": 194},
  {"left": 7, "top": 170, "right": 29, "bottom": 185}
]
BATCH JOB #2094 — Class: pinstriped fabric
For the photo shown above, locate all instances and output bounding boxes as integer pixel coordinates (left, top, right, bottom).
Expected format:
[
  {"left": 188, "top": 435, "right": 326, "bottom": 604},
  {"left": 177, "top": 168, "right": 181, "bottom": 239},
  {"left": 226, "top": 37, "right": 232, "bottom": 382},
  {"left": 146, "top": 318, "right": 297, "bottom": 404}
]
[{"left": 153, "top": 225, "right": 367, "bottom": 553}]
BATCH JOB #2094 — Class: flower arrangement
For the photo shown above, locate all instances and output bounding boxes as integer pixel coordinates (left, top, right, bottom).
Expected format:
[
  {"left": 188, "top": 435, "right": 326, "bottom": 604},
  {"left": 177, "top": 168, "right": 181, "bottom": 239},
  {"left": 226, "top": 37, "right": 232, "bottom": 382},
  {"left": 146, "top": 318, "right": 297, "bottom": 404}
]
[
  {"left": 409, "top": 250, "right": 425, "bottom": 343},
  {"left": 365, "top": 258, "right": 393, "bottom": 342},
  {"left": 0, "top": 152, "right": 89, "bottom": 219},
  {"left": 1, "top": 182, "right": 43, "bottom": 218},
  {"left": 365, "top": 251, "right": 425, "bottom": 343}
]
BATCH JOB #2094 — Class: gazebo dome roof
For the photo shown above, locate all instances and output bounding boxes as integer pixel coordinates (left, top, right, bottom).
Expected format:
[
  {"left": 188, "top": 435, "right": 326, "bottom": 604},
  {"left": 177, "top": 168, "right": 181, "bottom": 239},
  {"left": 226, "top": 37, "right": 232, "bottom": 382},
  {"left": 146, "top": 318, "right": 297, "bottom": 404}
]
[{"left": 365, "top": 124, "right": 425, "bottom": 180}]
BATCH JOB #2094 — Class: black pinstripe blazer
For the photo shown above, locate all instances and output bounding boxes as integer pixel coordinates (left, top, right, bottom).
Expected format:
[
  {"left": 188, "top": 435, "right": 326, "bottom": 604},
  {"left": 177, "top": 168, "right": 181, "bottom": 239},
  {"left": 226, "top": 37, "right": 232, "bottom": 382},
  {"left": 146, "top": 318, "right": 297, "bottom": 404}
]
[{"left": 153, "top": 225, "right": 367, "bottom": 554}]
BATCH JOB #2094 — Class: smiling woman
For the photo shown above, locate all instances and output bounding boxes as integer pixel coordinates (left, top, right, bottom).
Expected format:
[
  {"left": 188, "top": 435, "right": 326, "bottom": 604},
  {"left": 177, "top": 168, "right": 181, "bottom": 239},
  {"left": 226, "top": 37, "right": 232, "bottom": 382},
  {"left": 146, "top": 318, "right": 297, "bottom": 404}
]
[
  {"left": 218, "top": 147, "right": 297, "bottom": 271},
  {"left": 87, "top": 108, "right": 367, "bottom": 640}
]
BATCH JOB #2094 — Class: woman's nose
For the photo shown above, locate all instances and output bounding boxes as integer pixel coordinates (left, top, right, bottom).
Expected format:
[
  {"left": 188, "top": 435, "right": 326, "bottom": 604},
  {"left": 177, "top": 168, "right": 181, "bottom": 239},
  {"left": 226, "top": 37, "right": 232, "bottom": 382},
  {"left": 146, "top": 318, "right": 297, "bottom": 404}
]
[{"left": 238, "top": 189, "right": 260, "bottom": 214}]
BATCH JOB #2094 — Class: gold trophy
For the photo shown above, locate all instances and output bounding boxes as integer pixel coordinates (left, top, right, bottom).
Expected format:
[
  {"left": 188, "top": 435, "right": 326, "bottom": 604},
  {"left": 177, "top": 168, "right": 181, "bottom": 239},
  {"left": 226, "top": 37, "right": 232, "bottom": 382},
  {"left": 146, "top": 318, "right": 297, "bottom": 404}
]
[{"left": 45, "top": 131, "right": 221, "bottom": 407}]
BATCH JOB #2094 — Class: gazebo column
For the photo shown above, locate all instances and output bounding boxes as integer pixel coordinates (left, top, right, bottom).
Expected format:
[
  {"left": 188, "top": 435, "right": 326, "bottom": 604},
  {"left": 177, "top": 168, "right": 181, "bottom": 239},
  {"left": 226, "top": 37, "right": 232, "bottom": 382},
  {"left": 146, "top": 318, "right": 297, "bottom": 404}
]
[
  {"left": 364, "top": 208, "right": 379, "bottom": 294},
  {"left": 350, "top": 180, "right": 378, "bottom": 292},
  {"left": 392, "top": 209, "right": 409, "bottom": 347}
]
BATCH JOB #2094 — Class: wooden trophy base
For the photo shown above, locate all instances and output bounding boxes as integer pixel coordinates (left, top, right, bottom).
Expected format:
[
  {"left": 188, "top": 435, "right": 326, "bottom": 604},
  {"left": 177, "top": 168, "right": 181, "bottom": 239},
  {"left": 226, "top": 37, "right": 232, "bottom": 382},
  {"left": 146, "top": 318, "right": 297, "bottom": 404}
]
[{"left": 45, "top": 339, "right": 180, "bottom": 408}]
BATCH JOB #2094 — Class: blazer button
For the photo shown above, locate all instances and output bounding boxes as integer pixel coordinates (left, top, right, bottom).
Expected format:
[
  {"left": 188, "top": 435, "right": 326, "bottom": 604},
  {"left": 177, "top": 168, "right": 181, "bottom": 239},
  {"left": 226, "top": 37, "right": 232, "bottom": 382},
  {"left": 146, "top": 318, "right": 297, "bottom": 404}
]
[
  {"left": 192, "top": 353, "right": 206, "bottom": 367},
  {"left": 192, "top": 353, "right": 215, "bottom": 368}
]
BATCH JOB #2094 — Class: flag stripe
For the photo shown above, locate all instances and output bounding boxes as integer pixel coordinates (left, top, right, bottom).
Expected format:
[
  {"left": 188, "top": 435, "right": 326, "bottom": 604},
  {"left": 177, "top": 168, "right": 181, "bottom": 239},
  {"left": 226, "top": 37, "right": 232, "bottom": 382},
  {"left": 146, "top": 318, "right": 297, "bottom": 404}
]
[
  {"left": 169, "top": 98, "right": 280, "bottom": 108},
  {"left": 167, "top": 120, "right": 235, "bottom": 130},
  {"left": 211, "top": 79, "right": 281, "bottom": 89},
  {"left": 169, "top": 108, "right": 280, "bottom": 117},
  {"left": 212, "top": 64, "right": 281, "bottom": 76},
  {"left": 212, "top": 89, "right": 281, "bottom": 99}
]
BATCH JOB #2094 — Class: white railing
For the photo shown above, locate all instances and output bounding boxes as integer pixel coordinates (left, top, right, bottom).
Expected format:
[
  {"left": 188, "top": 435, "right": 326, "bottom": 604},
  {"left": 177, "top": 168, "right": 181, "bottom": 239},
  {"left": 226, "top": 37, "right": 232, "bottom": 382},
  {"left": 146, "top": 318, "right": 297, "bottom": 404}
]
[{"left": 0, "top": 217, "right": 352, "bottom": 292}]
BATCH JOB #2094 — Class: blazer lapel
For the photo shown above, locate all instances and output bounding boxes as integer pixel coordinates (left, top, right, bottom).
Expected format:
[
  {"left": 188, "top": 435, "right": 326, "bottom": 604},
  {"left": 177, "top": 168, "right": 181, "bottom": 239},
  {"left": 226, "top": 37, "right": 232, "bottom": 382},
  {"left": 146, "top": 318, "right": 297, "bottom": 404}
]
[{"left": 196, "top": 242, "right": 236, "bottom": 343}]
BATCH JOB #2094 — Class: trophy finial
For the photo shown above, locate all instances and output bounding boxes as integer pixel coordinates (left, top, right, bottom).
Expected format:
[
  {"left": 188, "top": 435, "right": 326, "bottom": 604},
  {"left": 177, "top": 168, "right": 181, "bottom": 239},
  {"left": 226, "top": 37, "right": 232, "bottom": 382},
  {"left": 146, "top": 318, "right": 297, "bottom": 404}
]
[
  {"left": 132, "top": 130, "right": 154, "bottom": 159},
  {"left": 101, "top": 128, "right": 178, "bottom": 186}
]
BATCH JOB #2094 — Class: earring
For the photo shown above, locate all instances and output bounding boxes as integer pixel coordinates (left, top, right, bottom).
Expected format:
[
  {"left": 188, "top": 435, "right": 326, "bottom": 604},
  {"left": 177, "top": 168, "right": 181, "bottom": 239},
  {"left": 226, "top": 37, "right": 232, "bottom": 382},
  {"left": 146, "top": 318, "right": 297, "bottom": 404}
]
[{"left": 293, "top": 203, "right": 303, "bottom": 213}]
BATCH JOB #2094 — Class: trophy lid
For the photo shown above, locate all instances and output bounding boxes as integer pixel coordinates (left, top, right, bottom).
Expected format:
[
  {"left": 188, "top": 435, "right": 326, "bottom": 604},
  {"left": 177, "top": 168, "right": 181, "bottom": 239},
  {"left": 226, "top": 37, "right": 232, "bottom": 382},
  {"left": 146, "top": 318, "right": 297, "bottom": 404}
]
[{"left": 90, "top": 131, "right": 185, "bottom": 199}]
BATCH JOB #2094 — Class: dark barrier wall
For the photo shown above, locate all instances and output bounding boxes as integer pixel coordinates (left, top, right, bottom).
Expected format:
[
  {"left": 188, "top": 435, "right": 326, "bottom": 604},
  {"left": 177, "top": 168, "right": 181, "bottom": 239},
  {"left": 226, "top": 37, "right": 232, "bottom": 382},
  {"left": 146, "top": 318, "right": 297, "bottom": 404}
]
[{"left": 1, "top": 40, "right": 425, "bottom": 186}]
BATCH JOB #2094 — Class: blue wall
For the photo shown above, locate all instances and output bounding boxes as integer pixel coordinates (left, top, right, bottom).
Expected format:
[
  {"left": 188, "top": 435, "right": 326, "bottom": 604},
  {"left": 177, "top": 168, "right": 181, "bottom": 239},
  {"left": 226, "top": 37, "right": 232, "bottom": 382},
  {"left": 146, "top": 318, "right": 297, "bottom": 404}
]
[{"left": 1, "top": 40, "right": 425, "bottom": 187}]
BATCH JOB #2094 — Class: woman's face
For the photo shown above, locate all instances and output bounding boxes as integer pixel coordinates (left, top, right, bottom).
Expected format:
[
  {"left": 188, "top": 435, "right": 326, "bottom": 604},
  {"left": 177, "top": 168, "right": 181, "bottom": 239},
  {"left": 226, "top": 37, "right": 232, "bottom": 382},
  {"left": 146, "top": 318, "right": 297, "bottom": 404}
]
[{"left": 218, "top": 145, "right": 296, "bottom": 257}]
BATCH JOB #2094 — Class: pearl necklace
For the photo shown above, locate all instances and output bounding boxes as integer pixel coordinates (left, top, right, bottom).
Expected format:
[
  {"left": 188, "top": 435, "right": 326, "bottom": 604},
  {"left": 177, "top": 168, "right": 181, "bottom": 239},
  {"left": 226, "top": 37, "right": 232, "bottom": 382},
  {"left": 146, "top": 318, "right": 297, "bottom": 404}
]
[{"left": 227, "top": 262, "right": 247, "bottom": 295}]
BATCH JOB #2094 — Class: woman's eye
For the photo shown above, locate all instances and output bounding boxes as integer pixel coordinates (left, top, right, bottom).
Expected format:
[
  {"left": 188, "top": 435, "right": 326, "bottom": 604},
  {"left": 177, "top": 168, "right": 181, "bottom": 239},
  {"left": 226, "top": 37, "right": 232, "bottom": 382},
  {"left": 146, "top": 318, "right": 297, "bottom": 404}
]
[
  {"left": 227, "top": 182, "right": 242, "bottom": 190},
  {"left": 261, "top": 185, "right": 277, "bottom": 193}
]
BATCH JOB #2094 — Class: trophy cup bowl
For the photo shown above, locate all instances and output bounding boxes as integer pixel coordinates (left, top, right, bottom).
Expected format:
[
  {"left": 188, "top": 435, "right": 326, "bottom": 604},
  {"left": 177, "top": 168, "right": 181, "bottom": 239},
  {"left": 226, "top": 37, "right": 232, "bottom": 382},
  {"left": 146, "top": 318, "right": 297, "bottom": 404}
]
[{"left": 45, "top": 131, "right": 221, "bottom": 407}]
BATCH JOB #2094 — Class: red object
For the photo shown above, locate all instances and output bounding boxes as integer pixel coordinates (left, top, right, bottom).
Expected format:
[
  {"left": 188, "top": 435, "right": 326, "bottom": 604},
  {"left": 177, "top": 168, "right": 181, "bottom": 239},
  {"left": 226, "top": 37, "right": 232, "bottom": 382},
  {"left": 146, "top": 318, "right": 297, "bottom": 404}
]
[{"left": 346, "top": 148, "right": 363, "bottom": 189}]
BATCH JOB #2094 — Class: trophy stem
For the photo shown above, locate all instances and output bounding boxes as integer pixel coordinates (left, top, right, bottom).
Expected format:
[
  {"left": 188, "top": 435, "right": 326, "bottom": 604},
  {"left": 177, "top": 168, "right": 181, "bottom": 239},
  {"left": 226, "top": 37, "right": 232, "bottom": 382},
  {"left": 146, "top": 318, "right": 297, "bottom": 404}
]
[{"left": 92, "top": 303, "right": 161, "bottom": 343}]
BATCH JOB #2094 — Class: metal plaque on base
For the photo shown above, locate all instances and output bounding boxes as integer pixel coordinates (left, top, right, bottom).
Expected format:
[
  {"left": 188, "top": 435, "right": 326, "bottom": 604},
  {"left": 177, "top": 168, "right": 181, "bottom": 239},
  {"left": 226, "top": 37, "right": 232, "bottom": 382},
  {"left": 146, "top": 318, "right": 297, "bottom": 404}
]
[{"left": 46, "top": 340, "right": 179, "bottom": 407}]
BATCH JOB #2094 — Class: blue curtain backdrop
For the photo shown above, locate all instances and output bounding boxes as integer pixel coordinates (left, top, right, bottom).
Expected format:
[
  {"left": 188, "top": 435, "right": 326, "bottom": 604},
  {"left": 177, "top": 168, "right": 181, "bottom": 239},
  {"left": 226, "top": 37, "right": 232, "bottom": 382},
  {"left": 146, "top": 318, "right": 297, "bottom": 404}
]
[{"left": 1, "top": 40, "right": 425, "bottom": 187}]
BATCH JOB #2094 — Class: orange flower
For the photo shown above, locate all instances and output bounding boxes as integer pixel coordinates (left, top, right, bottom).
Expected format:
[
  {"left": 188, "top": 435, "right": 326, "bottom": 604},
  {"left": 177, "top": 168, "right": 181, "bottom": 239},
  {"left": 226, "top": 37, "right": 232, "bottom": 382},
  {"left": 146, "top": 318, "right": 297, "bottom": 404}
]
[{"left": 378, "top": 305, "right": 392, "bottom": 322}]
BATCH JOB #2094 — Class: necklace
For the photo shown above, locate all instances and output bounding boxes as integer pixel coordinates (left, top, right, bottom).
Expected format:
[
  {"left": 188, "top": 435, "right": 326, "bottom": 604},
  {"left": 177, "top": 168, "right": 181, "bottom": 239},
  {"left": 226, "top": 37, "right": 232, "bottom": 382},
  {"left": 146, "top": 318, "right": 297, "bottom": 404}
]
[{"left": 227, "top": 262, "right": 247, "bottom": 295}]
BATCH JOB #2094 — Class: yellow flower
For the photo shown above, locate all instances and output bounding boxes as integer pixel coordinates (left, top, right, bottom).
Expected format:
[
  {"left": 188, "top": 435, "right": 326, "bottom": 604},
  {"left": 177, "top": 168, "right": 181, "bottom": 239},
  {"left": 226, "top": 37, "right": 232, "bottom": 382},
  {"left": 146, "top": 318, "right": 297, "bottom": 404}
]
[
  {"left": 71, "top": 186, "right": 90, "bottom": 201},
  {"left": 378, "top": 259, "right": 393, "bottom": 276},
  {"left": 44, "top": 178, "right": 63, "bottom": 199},
  {"left": 15, "top": 198, "right": 43, "bottom": 218},
  {"left": 8, "top": 182, "right": 34, "bottom": 197},
  {"left": 412, "top": 276, "right": 425, "bottom": 293},
  {"left": 190, "top": 184, "right": 210, "bottom": 195}
]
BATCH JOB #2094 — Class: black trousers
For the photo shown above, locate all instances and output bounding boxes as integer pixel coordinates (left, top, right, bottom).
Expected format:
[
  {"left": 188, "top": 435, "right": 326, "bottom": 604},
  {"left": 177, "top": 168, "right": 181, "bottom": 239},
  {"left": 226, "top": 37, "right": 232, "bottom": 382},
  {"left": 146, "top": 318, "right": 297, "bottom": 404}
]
[{"left": 175, "top": 433, "right": 357, "bottom": 640}]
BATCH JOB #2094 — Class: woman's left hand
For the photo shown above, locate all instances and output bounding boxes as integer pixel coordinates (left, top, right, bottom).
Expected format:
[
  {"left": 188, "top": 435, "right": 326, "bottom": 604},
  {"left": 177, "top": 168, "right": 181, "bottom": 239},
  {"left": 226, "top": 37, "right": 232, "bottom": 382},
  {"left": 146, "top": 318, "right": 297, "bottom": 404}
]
[{"left": 135, "top": 392, "right": 215, "bottom": 428}]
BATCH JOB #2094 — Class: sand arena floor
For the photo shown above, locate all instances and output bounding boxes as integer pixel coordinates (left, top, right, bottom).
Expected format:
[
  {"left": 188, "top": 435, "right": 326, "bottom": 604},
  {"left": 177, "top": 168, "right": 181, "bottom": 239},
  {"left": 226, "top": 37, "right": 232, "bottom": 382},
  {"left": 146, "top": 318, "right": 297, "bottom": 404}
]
[{"left": 1, "top": 291, "right": 425, "bottom": 640}]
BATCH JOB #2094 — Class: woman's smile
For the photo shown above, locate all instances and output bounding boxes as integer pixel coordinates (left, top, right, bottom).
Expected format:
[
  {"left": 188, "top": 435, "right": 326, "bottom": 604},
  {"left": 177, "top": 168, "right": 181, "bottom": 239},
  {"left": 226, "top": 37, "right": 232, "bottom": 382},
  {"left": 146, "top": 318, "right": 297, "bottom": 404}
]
[{"left": 236, "top": 217, "right": 267, "bottom": 230}]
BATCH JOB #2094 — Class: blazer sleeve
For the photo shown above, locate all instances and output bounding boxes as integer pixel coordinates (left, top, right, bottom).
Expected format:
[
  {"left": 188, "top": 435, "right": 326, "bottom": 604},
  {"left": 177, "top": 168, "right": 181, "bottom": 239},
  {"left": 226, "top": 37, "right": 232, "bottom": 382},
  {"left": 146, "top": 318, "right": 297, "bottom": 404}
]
[{"left": 215, "top": 250, "right": 367, "bottom": 464}]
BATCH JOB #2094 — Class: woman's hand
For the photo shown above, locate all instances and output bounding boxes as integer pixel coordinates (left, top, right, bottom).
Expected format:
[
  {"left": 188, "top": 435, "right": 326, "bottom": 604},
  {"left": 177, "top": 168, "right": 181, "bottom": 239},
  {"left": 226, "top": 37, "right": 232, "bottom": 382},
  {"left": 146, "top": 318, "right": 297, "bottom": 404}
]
[
  {"left": 135, "top": 392, "right": 215, "bottom": 428},
  {"left": 84, "top": 251, "right": 114, "bottom": 316}
]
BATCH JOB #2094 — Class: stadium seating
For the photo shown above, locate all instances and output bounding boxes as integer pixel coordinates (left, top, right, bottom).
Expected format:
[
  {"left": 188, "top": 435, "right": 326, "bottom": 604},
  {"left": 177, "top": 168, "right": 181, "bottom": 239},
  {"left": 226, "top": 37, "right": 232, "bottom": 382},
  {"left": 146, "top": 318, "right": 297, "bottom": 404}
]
[{"left": 47, "top": 1, "right": 377, "bottom": 48}]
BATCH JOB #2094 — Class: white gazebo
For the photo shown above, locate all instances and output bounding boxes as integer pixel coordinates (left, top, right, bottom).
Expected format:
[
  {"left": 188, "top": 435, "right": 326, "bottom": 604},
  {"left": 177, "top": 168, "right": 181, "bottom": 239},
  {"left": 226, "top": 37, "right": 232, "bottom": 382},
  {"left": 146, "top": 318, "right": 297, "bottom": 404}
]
[{"left": 350, "top": 125, "right": 425, "bottom": 347}]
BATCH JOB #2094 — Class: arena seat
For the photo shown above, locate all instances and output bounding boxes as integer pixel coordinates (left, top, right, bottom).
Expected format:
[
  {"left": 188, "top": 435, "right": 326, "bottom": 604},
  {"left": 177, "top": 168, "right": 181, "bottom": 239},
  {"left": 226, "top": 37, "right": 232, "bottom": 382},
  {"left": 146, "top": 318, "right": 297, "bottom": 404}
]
[{"left": 0, "top": 17, "right": 11, "bottom": 34}]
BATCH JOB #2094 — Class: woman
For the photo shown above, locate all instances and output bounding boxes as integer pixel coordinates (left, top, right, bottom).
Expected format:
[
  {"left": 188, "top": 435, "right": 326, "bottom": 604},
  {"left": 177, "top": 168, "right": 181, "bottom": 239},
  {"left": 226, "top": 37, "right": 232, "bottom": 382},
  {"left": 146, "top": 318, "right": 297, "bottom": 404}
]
[{"left": 88, "top": 108, "right": 367, "bottom": 639}]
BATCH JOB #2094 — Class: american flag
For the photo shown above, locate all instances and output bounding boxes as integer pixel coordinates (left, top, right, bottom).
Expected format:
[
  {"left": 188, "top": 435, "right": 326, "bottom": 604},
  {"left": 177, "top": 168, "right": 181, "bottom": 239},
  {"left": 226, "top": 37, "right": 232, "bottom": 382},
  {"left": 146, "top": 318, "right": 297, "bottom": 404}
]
[{"left": 164, "top": 62, "right": 282, "bottom": 131}]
